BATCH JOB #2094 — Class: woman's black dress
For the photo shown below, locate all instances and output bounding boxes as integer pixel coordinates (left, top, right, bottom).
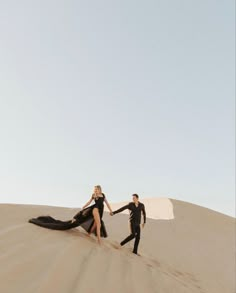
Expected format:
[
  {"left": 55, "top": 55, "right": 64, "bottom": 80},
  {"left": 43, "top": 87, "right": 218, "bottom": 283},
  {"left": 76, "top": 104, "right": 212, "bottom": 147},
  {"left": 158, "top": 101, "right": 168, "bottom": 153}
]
[{"left": 28, "top": 194, "right": 108, "bottom": 237}]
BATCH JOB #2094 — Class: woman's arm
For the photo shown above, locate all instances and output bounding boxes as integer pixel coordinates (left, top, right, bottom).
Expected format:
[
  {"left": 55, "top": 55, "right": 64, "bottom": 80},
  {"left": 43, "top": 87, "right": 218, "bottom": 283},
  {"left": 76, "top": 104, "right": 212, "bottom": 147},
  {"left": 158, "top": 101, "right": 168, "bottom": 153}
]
[
  {"left": 71, "top": 195, "right": 94, "bottom": 222},
  {"left": 82, "top": 196, "right": 93, "bottom": 209},
  {"left": 104, "top": 198, "right": 113, "bottom": 214}
]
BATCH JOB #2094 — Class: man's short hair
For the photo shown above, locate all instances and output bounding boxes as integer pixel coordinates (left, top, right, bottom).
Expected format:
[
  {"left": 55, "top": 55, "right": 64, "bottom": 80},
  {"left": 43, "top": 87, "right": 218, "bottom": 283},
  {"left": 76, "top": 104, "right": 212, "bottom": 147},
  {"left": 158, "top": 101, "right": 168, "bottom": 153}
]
[{"left": 132, "top": 194, "right": 139, "bottom": 199}]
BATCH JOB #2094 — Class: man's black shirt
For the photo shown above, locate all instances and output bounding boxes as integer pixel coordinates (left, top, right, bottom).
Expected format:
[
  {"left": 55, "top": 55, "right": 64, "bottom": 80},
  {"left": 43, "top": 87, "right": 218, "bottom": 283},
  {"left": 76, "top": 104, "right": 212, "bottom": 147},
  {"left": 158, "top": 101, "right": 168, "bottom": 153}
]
[{"left": 113, "top": 202, "right": 146, "bottom": 225}]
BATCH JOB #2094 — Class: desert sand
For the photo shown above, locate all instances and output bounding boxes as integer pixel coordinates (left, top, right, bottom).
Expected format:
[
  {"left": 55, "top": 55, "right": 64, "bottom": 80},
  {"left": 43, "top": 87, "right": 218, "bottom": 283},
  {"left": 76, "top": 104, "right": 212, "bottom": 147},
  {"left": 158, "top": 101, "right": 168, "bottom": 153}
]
[{"left": 0, "top": 198, "right": 235, "bottom": 293}]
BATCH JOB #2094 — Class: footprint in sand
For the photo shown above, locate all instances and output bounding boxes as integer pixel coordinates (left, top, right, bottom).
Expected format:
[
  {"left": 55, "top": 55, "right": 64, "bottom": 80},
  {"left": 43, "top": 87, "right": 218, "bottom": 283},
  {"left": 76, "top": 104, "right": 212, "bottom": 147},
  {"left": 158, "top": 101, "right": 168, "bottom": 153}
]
[{"left": 109, "top": 241, "right": 122, "bottom": 250}]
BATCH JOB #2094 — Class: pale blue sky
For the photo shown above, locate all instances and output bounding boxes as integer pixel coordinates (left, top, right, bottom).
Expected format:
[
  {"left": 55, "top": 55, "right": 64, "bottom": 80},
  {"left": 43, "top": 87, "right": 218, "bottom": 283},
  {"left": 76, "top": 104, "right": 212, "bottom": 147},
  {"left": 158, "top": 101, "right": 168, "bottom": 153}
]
[{"left": 0, "top": 1, "right": 235, "bottom": 216}]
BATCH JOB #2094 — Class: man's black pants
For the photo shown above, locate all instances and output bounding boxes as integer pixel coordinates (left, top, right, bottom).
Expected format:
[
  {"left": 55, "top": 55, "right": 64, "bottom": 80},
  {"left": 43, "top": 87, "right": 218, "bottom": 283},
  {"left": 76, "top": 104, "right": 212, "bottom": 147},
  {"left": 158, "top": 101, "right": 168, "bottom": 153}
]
[{"left": 120, "top": 222, "right": 141, "bottom": 254}]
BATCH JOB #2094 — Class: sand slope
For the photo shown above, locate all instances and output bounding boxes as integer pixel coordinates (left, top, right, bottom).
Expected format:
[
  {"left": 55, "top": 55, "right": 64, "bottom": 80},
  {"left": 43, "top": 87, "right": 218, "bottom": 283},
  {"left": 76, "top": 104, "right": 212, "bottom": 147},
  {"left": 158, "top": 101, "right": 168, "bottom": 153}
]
[{"left": 0, "top": 199, "right": 235, "bottom": 293}]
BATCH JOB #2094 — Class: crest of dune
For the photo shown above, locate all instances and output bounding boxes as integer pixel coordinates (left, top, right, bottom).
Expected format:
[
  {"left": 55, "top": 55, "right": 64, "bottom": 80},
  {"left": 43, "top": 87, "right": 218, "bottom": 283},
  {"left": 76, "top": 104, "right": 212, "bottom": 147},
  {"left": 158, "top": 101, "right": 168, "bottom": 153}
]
[
  {"left": 0, "top": 198, "right": 235, "bottom": 293},
  {"left": 105, "top": 197, "right": 175, "bottom": 220}
]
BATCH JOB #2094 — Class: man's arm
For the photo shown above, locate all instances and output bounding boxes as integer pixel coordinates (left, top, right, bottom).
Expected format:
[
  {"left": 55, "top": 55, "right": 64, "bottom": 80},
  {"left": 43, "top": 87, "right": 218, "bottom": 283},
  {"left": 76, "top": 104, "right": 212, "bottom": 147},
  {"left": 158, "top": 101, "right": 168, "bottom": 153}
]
[
  {"left": 142, "top": 204, "right": 146, "bottom": 224},
  {"left": 113, "top": 204, "right": 130, "bottom": 215}
]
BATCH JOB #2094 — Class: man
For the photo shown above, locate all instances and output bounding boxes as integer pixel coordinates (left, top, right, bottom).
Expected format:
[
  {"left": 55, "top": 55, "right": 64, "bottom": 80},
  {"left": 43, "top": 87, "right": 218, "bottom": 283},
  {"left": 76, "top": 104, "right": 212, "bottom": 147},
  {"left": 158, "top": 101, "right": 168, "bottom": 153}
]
[{"left": 111, "top": 194, "right": 146, "bottom": 255}]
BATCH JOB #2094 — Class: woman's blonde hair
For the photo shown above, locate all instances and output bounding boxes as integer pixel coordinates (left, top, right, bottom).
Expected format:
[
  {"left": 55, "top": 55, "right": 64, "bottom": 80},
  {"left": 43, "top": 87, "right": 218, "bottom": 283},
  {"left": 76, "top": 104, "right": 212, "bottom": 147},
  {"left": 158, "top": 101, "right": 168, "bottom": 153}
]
[{"left": 94, "top": 185, "right": 102, "bottom": 194}]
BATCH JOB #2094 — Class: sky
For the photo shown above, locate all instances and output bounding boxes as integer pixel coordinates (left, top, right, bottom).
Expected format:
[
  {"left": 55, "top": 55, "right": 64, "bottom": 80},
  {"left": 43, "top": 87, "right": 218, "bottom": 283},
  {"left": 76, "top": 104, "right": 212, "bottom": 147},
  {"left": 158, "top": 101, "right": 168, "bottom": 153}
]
[{"left": 0, "top": 0, "right": 235, "bottom": 217}]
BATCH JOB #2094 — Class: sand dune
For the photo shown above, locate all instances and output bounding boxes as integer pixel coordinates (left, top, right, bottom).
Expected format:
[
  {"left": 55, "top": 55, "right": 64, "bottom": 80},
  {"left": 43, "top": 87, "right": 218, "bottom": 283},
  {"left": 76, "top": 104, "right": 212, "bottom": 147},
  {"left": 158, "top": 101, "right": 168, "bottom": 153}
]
[{"left": 0, "top": 199, "right": 235, "bottom": 293}]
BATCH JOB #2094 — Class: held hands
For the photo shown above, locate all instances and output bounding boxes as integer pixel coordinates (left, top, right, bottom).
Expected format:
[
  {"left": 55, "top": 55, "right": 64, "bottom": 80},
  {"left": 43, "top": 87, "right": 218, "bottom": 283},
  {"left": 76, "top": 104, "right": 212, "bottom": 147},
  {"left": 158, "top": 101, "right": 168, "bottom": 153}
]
[
  {"left": 71, "top": 218, "right": 76, "bottom": 223},
  {"left": 110, "top": 211, "right": 114, "bottom": 216}
]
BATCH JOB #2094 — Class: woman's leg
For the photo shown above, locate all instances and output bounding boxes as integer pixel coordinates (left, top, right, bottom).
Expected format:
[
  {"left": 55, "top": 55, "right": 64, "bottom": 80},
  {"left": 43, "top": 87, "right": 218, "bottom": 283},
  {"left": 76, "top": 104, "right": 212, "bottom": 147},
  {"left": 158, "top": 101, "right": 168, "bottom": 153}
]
[
  {"left": 92, "top": 208, "right": 101, "bottom": 244},
  {"left": 88, "top": 221, "right": 97, "bottom": 235}
]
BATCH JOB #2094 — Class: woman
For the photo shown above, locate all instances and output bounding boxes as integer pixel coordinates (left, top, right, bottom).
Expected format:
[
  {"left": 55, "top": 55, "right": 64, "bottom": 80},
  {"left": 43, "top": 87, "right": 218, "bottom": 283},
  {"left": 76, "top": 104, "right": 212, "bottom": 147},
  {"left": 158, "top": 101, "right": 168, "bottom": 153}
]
[
  {"left": 78, "top": 185, "right": 113, "bottom": 244},
  {"left": 29, "top": 185, "right": 113, "bottom": 245}
]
